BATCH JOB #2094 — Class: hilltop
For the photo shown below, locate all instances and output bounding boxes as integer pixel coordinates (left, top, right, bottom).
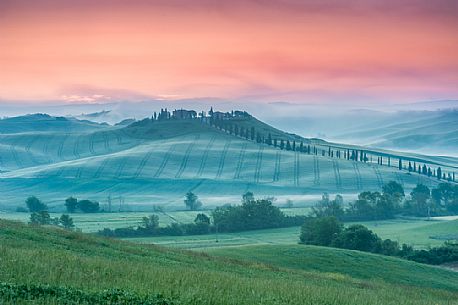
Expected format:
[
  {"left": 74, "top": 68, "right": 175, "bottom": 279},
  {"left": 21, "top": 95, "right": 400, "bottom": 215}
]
[
  {"left": 0, "top": 110, "right": 456, "bottom": 209},
  {"left": 0, "top": 219, "right": 457, "bottom": 305}
]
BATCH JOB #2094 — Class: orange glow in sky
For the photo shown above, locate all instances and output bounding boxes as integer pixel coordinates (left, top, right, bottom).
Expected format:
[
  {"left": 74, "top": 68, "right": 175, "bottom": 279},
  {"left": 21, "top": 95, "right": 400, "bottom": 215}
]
[{"left": 1, "top": 0, "right": 457, "bottom": 104}]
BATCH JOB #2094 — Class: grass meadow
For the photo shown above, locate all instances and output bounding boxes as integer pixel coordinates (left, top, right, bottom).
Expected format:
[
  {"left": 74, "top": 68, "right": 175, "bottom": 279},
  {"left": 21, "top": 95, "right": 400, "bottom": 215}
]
[{"left": 1, "top": 219, "right": 457, "bottom": 305}]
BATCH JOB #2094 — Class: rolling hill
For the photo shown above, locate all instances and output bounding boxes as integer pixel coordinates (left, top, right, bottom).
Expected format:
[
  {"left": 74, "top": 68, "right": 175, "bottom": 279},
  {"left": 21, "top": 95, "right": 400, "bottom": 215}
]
[
  {"left": 0, "top": 112, "right": 456, "bottom": 210},
  {"left": 0, "top": 219, "right": 457, "bottom": 305}
]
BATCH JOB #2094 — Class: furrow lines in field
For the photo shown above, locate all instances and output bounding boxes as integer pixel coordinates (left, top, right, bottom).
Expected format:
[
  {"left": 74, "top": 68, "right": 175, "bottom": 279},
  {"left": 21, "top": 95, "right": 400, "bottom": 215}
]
[
  {"left": 115, "top": 131, "right": 123, "bottom": 145},
  {"left": 332, "top": 160, "right": 342, "bottom": 189},
  {"left": 154, "top": 145, "right": 176, "bottom": 178},
  {"left": 313, "top": 156, "right": 320, "bottom": 186},
  {"left": 25, "top": 136, "right": 37, "bottom": 153},
  {"left": 273, "top": 151, "right": 281, "bottom": 182},
  {"left": 353, "top": 162, "right": 363, "bottom": 190},
  {"left": 176, "top": 135, "right": 200, "bottom": 178},
  {"left": 196, "top": 136, "right": 216, "bottom": 177},
  {"left": 94, "top": 158, "right": 110, "bottom": 178},
  {"left": 9, "top": 141, "right": 22, "bottom": 169},
  {"left": 57, "top": 134, "right": 69, "bottom": 160},
  {"left": 373, "top": 166, "right": 384, "bottom": 188},
  {"left": 254, "top": 145, "right": 264, "bottom": 183},
  {"left": 216, "top": 140, "right": 231, "bottom": 179},
  {"left": 73, "top": 135, "right": 82, "bottom": 159},
  {"left": 42, "top": 135, "right": 54, "bottom": 163},
  {"left": 115, "top": 157, "right": 127, "bottom": 178},
  {"left": 294, "top": 151, "right": 300, "bottom": 187},
  {"left": 89, "top": 133, "right": 96, "bottom": 155},
  {"left": 234, "top": 143, "right": 247, "bottom": 179},
  {"left": 75, "top": 166, "right": 83, "bottom": 179},
  {"left": 102, "top": 132, "right": 110, "bottom": 152},
  {"left": 134, "top": 151, "right": 154, "bottom": 178}
]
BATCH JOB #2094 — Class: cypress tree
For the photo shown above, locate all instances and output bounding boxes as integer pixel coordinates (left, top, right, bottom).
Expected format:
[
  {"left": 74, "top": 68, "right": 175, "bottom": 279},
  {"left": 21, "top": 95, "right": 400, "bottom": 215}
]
[
  {"left": 286, "top": 140, "right": 292, "bottom": 151},
  {"left": 280, "top": 140, "right": 285, "bottom": 150},
  {"left": 398, "top": 159, "right": 402, "bottom": 170},
  {"left": 437, "top": 167, "right": 442, "bottom": 180}
]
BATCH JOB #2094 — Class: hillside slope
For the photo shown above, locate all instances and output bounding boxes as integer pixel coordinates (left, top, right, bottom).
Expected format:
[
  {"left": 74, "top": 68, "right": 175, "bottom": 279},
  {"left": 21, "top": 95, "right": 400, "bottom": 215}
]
[
  {"left": 0, "top": 219, "right": 457, "bottom": 305},
  {"left": 0, "top": 114, "right": 455, "bottom": 209}
]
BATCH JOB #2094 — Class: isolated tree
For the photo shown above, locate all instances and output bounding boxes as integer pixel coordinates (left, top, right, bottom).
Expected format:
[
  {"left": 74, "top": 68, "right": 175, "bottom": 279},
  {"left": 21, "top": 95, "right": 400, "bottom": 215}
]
[
  {"left": 194, "top": 213, "right": 210, "bottom": 225},
  {"left": 59, "top": 214, "right": 75, "bottom": 229},
  {"left": 26, "top": 196, "right": 47, "bottom": 212},
  {"left": 142, "top": 214, "right": 159, "bottom": 231},
  {"left": 29, "top": 211, "right": 57, "bottom": 225},
  {"left": 184, "top": 192, "right": 202, "bottom": 210},
  {"left": 382, "top": 181, "right": 405, "bottom": 207},
  {"left": 65, "top": 197, "right": 78, "bottom": 213},
  {"left": 410, "top": 184, "right": 431, "bottom": 217},
  {"left": 242, "top": 191, "right": 255, "bottom": 204},
  {"left": 437, "top": 167, "right": 442, "bottom": 180},
  {"left": 77, "top": 200, "right": 100, "bottom": 213}
]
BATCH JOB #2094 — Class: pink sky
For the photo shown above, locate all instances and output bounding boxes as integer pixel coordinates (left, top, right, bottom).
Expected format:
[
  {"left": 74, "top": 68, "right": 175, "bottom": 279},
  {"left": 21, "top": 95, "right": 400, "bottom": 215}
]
[{"left": 1, "top": 0, "right": 458, "bottom": 104}]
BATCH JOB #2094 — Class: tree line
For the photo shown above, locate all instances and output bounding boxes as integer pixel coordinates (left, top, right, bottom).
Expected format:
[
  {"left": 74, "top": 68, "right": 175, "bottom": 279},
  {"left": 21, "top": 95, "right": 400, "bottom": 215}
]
[
  {"left": 98, "top": 192, "right": 305, "bottom": 238},
  {"left": 311, "top": 181, "right": 458, "bottom": 221},
  {"left": 300, "top": 216, "right": 458, "bottom": 266}
]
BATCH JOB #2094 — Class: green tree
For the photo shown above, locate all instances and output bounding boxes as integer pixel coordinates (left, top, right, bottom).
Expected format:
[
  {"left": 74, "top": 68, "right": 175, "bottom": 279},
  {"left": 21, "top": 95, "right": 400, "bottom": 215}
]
[
  {"left": 59, "top": 214, "right": 75, "bottom": 229},
  {"left": 409, "top": 184, "right": 431, "bottom": 217},
  {"left": 311, "top": 193, "right": 344, "bottom": 219},
  {"left": 29, "top": 211, "right": 57, "bottom": 225},
  {"left": 300, "top": 216, "right": 343, "bottom": 246},
  {"left": 77, "top": 200, "right": 100, "bottom": 213},
  {"left": 184, "top": 192, "right": 202, "bottom": 210},
  {"left": 333, "top": 224, "right": 382, "bottom": 253},
  {"left": 65, "top": 197, "right": 78, "bottom": 213},
  {"left": 26, "top": 196, "right": 47, "bottom": 212},
  {"left": 382, "top": 181, "right": 405, "bottom": 208},
  {"left": 194, "top": 213, "right": 210, "bottom": 224},
  {"left": 142, "top": 214, "right": 159, "bottom": 231}
]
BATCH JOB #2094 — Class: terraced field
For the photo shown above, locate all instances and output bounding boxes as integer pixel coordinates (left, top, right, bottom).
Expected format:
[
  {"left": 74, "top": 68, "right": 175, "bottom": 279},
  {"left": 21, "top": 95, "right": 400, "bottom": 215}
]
[{"left": 0, "top": 116, "right": 456, "bottom": 210}]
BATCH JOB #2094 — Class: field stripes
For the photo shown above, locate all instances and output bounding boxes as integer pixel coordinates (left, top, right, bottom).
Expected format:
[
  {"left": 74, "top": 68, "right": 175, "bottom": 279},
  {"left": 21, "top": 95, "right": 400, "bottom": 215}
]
[
  {"left": 9, "top": 141, "right": 23, "bottom": 168},
  {"left": 42, "top": 135, "right": 54, "bottom": 163},
  {"left": 353, "top": 162, "right": 363, "bottom": 190},
  {"left": 134, "top": 151, "right": 154, "bottom": 178},
  {"left": 273, "top": 151, "right": 281, "bottom": 182},
  {"left": 25, "top": 136, "right": 37, "bottom": 153},
  {"left": 234, "top": 143, "right": 248, "bottom": 179},
  {"left": 103, "top": 132, "right": 110, "bottom": 151},
  {"left": 216, "top": 140, "right": 231, "bottom": 178},
  {"left": 176, "top": 135, "right": 200, "bottom": 178},
  {"left": 254, "top": 145, "right": 264, "bottom": 183},
  {"left": 332, "top": 160, "right": 342, "bottom": 189},
  {"left": 196, "top": 136, "right": 216, "bottom": 177},
  {"left": 57, "top": 134, "right": 69, "bottom": 160},
  {"left": 89, "top": 133, "right": 96, "bottom": 155},
  {"left": 73, "top": 135, "right": 82, "bottom": 159},
  {"left": 373, "top": 166, "right": 384, "bottom": 188},
  {"left": 94, "top": 158, "right": 110, "bottom": 178},
  {"left": 313, "top": 156, "right": 320, "bottom": 186},
  {"left": 74, "top": 166, "right": 83, "bottom": 179},
  {"left": 115, "top": 157, "right": 128, "bottom": 178},
  {"left": 154, "top": 145, "right": 176, "bottom": 178},
  {"left": 294, "top": 151, "right": 300, "bottom": 187}
]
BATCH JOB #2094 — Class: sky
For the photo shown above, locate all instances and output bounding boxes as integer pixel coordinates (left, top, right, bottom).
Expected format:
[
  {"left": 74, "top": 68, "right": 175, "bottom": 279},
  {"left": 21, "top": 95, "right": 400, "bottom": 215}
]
[{"left": 1, "top": 0, "right": 458, "bottom": 105}]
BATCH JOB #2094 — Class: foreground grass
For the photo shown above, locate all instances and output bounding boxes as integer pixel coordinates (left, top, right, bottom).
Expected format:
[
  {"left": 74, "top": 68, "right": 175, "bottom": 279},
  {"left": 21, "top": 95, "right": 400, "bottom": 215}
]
[{"left": 1, "top": 219, "right": 457, "bottom": 305}]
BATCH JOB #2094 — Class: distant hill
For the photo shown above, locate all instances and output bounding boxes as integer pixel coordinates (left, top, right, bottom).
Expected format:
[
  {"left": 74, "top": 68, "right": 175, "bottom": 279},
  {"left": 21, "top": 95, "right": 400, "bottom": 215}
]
[
  {"left": 0, "top": 113, "right": 107, "bottom": 133},
  {"left": 0, "top": 219, "right": 457, "bottom": 304},
  {"left": 0, "top": 112, "right": 456, "bottom": 209}
]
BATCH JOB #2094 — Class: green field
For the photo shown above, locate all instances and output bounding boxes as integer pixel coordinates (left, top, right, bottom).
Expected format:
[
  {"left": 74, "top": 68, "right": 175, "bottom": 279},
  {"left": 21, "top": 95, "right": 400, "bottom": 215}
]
[
  {"left": 0, "top": 116, "right": 455, "bottom": 210},
  {"left": 1, "top": 219, "right": 457, "bottom": 305}
]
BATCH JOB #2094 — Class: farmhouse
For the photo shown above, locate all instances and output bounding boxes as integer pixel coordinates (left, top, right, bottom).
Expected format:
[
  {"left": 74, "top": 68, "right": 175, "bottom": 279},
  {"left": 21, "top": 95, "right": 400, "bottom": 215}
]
[{"left": 172, "top": 109, "right": 197, "bottom": 119}]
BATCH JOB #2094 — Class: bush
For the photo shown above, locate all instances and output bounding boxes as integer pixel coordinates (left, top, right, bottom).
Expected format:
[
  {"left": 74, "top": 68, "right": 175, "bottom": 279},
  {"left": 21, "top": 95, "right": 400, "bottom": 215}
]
[{"left": 0, "top": 282, "right": 175, "bottom": 305}]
